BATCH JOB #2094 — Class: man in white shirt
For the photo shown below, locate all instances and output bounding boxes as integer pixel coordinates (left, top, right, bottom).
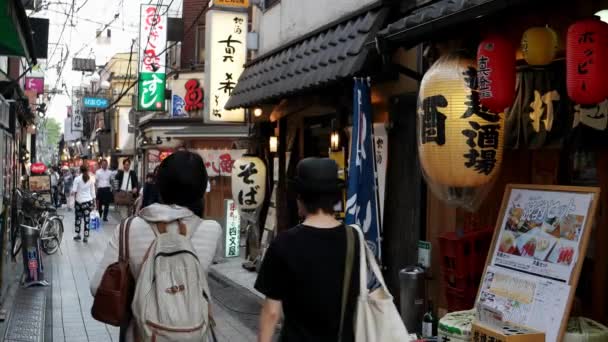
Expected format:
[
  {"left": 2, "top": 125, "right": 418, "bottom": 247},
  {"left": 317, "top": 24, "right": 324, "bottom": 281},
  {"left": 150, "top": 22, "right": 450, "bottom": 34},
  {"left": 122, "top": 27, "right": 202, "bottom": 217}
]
[
  {"left": 95, "top": 160, "right": 113, "bottom": 222},
  {"left": 50, "top": 167, "right": 60, "bottom": 208}
]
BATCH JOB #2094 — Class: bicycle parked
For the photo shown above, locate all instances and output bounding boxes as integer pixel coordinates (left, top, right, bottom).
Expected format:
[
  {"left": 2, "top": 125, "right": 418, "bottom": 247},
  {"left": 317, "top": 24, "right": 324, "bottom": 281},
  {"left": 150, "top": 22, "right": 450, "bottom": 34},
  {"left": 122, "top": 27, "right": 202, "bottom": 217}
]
[{"left": 12, "top": 188, "right": 64, "bottom": 257}]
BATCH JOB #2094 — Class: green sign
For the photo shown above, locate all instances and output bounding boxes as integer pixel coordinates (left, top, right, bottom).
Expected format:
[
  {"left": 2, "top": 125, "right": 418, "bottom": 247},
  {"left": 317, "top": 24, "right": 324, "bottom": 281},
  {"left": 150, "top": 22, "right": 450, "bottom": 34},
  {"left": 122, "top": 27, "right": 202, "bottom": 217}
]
[
  {"left": 137, "top": 72, "right": 166, "bottom": 111},
  {"left": 418, "top": 240, "right": 431, "bottom": 268}
]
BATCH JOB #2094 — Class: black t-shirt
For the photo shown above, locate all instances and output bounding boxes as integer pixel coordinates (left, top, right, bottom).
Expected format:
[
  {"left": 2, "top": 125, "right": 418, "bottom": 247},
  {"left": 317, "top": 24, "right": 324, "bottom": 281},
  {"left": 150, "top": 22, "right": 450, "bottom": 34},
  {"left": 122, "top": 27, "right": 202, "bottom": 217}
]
[{"left": 255, "top": 224, "right": 360, "bottom": 342}]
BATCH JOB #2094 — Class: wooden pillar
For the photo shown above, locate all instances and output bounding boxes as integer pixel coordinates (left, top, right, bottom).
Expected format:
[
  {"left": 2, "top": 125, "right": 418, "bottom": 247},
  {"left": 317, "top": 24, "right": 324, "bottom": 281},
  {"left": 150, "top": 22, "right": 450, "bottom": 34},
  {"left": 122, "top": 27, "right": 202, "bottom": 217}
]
[
  {"left": 592, "top": 150, "right": 608, "bottom": 322},
  {"left": 382, "top": 94, "right": 424, "bottom": 302},
  {"left": 276, "top": 117, "right": 289, "bottom": 233}
]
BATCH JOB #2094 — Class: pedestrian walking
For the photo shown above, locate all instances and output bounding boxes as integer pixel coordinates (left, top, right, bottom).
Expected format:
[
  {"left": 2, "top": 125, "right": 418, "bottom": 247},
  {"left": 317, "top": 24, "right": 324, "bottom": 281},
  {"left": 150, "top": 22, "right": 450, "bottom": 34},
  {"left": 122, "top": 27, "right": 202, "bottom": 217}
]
[
  {"left": 114, "top": 159, "right": 139, "bottom": 219},
  {"left": 50, "top": 167, "right": 61, "bottom": 208},
  {"left": 63, "top": 169, "right": 74, "bottom": 210},
  {"left": 255, "top": 157, "right": 360, "bottom": 342},
  {"left": 90, "top": 151, "right": 221, "bottom": 342},
  {"left": 95, "top": 159, "right": 113, "bottom": 222},
  {"left": 71, "top": 165, "right": 96, "bottom": 243},
  {"left": 135, "top": 168, "right": 160, "bottom": 213}
]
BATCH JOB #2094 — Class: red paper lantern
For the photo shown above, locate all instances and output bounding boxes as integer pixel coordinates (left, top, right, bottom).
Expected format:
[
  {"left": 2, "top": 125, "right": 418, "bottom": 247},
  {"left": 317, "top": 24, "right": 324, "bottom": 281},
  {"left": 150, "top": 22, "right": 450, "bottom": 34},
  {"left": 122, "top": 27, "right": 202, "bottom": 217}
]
[
  {"left": 567, "top": 18, "right": 608, "bottom": 105},
  {"left": 477, "top": 35, "right": 516, "bottom": 113}
]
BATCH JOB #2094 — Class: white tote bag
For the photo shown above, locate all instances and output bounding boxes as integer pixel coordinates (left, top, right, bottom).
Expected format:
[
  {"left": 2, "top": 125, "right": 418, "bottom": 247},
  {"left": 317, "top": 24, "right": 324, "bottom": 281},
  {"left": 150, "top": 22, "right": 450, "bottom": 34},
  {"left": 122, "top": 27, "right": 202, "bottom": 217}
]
[{"left": 352, "top": 225, "right": 411, "bottom": 342}]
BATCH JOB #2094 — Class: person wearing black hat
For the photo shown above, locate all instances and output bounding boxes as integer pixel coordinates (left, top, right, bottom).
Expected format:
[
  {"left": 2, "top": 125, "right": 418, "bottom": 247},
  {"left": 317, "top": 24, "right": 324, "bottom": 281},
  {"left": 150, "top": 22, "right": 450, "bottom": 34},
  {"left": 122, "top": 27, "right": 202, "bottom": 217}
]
[{"left": 255, "top": 157, "right": 360, "bottom": 342}]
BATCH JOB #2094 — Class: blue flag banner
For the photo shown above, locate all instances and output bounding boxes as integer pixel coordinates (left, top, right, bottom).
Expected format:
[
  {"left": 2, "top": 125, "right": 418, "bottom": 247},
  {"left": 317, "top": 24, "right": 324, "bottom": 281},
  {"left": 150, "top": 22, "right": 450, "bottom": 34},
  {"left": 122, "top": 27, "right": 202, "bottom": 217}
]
[{"left": 346, "top": 78, "right": 382, "bottom": 259}]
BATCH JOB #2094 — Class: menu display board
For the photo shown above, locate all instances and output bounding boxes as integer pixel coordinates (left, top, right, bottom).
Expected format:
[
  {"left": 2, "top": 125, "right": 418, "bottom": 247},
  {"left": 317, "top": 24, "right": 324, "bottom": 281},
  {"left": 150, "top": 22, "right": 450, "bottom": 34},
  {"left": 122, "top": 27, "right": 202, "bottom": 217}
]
[
  {"left": 478, "top": 184, "right": 600, "bottom": 342},
  {"left": 491, "top": 188, "right": 593, "bottom": 281}
]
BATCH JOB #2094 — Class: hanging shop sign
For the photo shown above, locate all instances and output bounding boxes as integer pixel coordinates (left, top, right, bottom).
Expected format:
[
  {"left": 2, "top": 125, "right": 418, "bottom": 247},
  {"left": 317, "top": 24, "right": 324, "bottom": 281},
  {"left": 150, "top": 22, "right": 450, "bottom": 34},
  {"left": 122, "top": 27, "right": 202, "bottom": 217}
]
[
  {"left": 71, "top": 99, "right": 83, "bottom": 133},
  {"left": 566, "top": 18, "right": 608, "bottom": 105},
  {"left": 24, "top": 77, "right": 44, "bottom": 95},
  {"left": 204, "top": 9, "right": 247, "bottom": 123},
  {"left": 83, "top": 97, "right": 110, "bottom": 109},
  {"left": 417, "top": 54, "right": 505, "bottom": 189},
  {"left": 231, "top": 155, "right": 266, "bottom": 211},
  {"left": 214, "top": 0, "right": 249, "bottom": 9},
  {"left": 478, "top": 184, "right": 600, "bottom": 342},
  {"left": 224, "top": 199, "right": 241, "bottom": 258},
  {"left": 31, "top": 162, "right": 47, "bottom": 174},
  {"left": 138, "top": 4, "right": 168, "bottom": 111},
  {"left": 196, "top": 149, "right": 246, "bottom": 177},
  {"left": 184, "top": 79, "right": 204, "bottom": 111}
]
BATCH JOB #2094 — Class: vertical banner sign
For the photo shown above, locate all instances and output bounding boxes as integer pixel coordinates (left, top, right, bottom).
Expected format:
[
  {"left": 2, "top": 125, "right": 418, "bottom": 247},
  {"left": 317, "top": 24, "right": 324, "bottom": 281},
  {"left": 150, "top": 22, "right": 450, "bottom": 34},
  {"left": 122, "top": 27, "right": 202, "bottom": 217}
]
[
  {"left": 224, "top": 199, "right": 241, "bottom": 258},
  {"left": 204, "top": 10, "right": 247, "bottom": 122},
  {"left": 346, "top": 79, "right": 382, "bottom": 259},
  {"left": 138, "top": 5, "right": 168, "bottom": 111},
  {"left": 71, "top": 98, "right": 83, "bottom": 133},
  {"left": 373, "top": 123, "right": 388, "bottom": 223}
]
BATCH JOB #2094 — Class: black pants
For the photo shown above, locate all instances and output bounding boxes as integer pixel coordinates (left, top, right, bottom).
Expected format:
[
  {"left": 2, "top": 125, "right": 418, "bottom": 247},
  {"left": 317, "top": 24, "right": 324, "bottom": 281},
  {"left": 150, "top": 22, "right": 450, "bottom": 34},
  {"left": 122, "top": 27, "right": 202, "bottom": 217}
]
[
  {"left": 75, "top": 201, "right": 93, "bottom": 237},
  {"left": 97, "top": 187, "right": 112, "bottom": 220}
]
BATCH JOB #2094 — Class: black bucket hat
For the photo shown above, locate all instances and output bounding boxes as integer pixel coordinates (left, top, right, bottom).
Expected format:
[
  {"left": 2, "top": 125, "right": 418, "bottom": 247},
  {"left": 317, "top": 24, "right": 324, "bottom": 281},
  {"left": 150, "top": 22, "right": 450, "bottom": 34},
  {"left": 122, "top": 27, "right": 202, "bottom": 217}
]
[{"left": 289, "top": 157, "right": 345, "bottom": 194}]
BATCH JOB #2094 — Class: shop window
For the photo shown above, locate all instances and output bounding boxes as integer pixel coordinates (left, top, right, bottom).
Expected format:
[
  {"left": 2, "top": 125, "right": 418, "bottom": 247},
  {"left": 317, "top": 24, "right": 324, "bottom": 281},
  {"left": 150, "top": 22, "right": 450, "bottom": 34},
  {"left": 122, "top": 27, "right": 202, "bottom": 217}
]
[{"left": 194, "top": 25, "right": 205, "bottom": 65}]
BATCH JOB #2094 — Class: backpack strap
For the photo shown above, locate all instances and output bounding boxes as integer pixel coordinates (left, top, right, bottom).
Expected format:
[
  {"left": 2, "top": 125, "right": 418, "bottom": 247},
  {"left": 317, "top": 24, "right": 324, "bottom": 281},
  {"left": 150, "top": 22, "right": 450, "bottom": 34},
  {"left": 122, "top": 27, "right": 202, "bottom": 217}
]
[
  {"left": 119, "top": 216, "right": 135, "bottom": 262},
  {"left": 156, "top": 220, "right": 188, "bottom": 236}
]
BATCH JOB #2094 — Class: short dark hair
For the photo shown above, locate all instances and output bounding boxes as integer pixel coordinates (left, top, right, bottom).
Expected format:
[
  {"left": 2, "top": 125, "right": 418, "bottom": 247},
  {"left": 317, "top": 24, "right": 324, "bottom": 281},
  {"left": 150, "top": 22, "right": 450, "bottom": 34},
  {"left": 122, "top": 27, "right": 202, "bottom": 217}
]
[
  {"left": 157, "top": 151, "right": 208, "bottom": 216},
  {"left": 123, "top": 159, "right": 131, "bottom": 165},
  {"left": 298, "top": 191, "right": 340, "bottom": 215}
]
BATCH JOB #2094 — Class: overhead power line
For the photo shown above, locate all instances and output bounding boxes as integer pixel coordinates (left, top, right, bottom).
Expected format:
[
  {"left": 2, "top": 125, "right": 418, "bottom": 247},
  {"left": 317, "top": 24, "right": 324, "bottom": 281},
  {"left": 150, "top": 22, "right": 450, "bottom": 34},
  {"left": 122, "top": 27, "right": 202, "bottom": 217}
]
[{"left": 89, "top": 1, "right": 210, "bottom": 115}]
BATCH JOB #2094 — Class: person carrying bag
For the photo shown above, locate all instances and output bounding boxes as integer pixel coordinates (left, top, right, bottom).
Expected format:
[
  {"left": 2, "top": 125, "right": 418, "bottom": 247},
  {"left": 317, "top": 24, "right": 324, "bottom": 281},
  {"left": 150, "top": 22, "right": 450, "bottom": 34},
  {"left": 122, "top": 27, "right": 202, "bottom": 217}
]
[{"left": 350, "top": 225, "right": 411, "bottom": 342}]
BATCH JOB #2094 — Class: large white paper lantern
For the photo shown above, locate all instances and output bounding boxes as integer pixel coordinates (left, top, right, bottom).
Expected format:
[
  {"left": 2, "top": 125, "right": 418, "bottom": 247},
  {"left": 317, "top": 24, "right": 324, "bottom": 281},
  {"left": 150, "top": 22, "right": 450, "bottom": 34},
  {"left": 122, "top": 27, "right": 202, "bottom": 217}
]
[{"left": 231, "top": 155, "right": 267, "bottom": 211}]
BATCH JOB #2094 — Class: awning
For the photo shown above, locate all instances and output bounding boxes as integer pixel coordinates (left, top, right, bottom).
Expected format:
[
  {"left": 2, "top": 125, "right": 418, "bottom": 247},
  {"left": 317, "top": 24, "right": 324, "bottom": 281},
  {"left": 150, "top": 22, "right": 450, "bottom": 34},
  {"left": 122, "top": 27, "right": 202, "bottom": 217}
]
[
  {"left": 225, "top": 7, "right": 388, "bottom": 110},
  {"left": 0, "top": 0, "right": 36, "bottom": 64},
  {"left": 166, "top": 125, "right": 250, "bottom": 139},
  {"left": 376, "top": 0, "right": 531, "bottom": 48}
]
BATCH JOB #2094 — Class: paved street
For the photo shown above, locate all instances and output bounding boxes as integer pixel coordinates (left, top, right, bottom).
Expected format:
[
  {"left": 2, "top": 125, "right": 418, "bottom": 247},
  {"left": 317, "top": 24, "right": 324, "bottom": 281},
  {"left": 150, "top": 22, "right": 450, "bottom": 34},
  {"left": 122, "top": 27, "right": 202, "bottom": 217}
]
[{"left": 47, "top": 207, "right": 257, "bottom": 342}]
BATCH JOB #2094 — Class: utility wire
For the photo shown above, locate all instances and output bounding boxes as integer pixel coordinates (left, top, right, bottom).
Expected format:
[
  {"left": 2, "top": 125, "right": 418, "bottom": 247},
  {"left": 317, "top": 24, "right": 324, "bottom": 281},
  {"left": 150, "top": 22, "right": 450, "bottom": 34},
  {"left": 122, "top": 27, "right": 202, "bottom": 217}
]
[
  {"left": 45, "top": 0, "right": 74, "bottom": 69},
  {"left": 88, "top": 1, "right": 209, "bottom": 115}
]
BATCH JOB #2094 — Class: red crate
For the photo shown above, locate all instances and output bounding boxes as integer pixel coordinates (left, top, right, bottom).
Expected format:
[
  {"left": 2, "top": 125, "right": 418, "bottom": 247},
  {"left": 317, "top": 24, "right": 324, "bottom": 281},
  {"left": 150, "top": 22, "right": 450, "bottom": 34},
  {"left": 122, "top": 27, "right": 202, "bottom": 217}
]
[
  {"left": 441, "top": 271, "right": 481, "bottom": 299},
  {"left": 438, "top": 229, "right": 494, "bottom": 278},
  {"left": 445, "top": 286, "right": 475, "bottom": 312}
]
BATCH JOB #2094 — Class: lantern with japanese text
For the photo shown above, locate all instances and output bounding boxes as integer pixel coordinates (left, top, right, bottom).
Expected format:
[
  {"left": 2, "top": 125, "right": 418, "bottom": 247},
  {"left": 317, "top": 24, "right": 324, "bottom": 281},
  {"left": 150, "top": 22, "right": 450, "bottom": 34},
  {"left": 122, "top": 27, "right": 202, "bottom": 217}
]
[
  {"left": 231, "top": 155, "right": 267, "bottom": 212},
  {"left": 477, "top": 35, "right": 516, "bottom": 113},
  {"left": 567, "top": 18, "right": 608, "bottom": 105},
  {"left": 417, "top": 53, "right": 505, "bottom": 211},
  {"left": 521, "top": 26, "right": 559, "bottom": 66}
]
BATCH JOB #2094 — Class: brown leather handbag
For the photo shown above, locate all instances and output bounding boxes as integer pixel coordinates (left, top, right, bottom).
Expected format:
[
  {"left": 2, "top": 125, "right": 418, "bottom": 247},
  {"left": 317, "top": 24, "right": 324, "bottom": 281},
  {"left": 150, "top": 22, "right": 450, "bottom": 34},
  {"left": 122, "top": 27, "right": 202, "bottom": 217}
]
[{"left": 91, "top": 216, "right": 136, "bottom": 326}]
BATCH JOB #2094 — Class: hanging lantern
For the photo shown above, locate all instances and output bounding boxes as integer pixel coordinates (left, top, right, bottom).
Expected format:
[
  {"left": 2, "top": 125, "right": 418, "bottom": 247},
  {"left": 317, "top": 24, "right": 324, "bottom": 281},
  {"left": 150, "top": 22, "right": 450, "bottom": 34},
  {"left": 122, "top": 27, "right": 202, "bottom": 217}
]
[
  {"left": 477, "top": 34, "right": 516, "bottom": 113},
  {"left": 521, "top": 26, "right": 559, "bottom": 66},
  {"left": 417, "top": 53, "right": 505, "bottom": 210},
  {"left": 567, "top": 18, "right": 608, "bottom": 105},
  {"left": 231, "top": 155, "right": 267, "bottom": 211}
]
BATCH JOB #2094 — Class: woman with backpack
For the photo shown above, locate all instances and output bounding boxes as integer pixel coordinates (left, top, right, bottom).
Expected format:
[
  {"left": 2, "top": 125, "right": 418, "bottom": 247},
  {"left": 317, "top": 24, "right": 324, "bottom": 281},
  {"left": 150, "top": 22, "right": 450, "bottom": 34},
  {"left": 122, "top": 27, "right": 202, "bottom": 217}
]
[
  {"left": 90, "top": 151, "right": 221, "bottom": 342},
  {"left": 71, "top": 165, "right": 96, "bottom": 243}
]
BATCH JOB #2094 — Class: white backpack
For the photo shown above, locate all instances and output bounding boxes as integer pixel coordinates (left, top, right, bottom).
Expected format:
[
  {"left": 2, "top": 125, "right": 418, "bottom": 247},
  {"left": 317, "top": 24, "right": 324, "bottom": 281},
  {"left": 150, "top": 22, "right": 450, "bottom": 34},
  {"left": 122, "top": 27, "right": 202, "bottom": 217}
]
[{"left": 132, "top": 220, "right": 211, "bottom": 342}]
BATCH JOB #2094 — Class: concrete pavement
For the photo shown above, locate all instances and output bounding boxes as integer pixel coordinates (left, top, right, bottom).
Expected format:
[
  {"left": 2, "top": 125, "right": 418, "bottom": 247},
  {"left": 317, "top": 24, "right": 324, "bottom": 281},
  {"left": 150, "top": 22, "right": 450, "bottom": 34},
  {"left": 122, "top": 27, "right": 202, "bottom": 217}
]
[{"left": 47, "top": 206, "right": 257, "bottom": 342}]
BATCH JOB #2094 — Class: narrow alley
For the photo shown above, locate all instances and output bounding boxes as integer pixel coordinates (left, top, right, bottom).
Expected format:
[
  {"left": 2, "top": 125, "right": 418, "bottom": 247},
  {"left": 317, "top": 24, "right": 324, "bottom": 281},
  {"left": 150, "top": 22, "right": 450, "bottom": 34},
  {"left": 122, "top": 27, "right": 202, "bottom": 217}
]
[{"left": 5, "top": 208, "right": 258, "bottom": 342}]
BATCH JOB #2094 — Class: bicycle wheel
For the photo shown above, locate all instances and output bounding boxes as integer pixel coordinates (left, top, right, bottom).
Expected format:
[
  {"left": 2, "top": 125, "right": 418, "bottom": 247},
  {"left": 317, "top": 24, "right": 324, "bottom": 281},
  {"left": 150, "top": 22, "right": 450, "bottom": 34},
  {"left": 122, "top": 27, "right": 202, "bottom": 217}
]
[
  {"left": 11, "top": 213, "right": 28, "bottom": 258},
  {"left": 40, "top": 217, "right": 64, "bottom": 255}
]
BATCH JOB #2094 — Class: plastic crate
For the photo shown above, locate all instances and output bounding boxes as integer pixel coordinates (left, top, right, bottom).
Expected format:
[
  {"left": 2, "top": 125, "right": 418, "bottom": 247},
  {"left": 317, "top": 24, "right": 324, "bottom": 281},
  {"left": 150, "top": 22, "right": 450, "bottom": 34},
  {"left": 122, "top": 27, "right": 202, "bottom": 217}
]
[
  {"left": 445, "top": 286, "right": 475, "bottom": 312},
  {"left": 442, "top": 271, "right": 482, "bottom": 299},
  {"left": 438, "top": 229, "right": 494, "bottom": 279}
]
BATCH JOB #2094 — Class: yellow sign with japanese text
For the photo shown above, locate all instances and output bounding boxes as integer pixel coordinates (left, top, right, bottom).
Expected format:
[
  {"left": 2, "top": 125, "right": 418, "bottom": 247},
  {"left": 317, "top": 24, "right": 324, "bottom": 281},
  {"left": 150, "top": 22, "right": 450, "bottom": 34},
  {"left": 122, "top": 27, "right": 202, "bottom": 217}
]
[{"left": 214, "top": 0, "right": 249, "bottom": 8}]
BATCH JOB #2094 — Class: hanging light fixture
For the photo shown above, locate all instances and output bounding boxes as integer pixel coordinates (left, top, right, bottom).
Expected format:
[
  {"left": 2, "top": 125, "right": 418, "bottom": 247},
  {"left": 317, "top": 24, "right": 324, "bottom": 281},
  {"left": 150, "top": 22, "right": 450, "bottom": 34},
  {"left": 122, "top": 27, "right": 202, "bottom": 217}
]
[
  {"left": 269, "top": 136, "right": 278, "bottom": 153},
  {"left": 330, "top": 119, "right": 340, "bottom": 152},
  {"left": 253, "top": 108, "right": 263, "bottom": 117},
  {"left": 156, "top": 136, "right": 163, "bottom": 145}
]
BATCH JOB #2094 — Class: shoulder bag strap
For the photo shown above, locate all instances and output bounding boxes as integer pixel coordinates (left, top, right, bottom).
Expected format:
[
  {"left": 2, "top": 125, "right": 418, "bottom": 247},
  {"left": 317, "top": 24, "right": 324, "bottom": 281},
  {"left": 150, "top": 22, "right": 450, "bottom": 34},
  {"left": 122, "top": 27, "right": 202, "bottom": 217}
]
[
  {"left": 120, "top": 216, "right": 135, "bottom": 263},
  {"left": 118, "top": 218, "right": 127, "bottom": 262},
  {"left": 338, "top": 225, "right": 355, "bottom": 342}
]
